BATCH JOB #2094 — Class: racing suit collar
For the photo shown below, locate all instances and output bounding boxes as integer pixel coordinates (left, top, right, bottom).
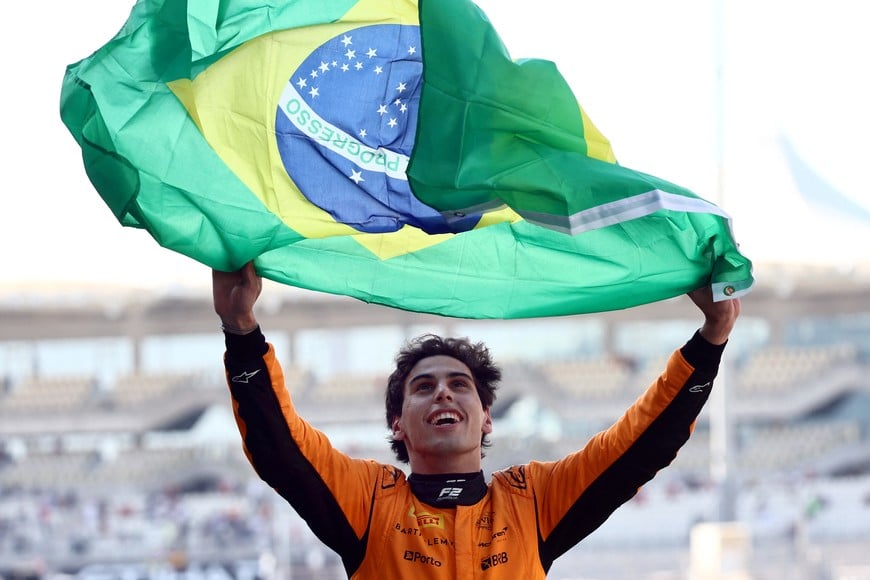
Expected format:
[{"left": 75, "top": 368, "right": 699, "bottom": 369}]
[{"left": 408, "top": 471, "right": 487, "bottom": 506}]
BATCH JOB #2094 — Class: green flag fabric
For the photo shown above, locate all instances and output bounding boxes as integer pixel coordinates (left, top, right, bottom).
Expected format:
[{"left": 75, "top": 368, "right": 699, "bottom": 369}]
[{"left": 61, "top": 0, "right": 753, "bottom": 319}]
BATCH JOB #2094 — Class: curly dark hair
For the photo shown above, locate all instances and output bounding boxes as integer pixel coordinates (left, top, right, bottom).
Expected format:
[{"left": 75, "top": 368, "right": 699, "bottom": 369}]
[{"left": 385, "top": 334, "right": 501, "bottom": 463}]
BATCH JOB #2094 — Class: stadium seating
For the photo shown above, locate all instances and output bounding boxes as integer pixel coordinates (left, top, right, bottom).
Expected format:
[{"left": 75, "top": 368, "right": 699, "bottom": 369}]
[{"left": 0, "top": 375, "right": 95, "bottom": 414}]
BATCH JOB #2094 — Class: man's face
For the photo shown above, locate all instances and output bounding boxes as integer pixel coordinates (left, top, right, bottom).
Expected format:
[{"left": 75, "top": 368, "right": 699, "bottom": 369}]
[{"left": 391, "top": 355, "right": 493, "bottom": 474}]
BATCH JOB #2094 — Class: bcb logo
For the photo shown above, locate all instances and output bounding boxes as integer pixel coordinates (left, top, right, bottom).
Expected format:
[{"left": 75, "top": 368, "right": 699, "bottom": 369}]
[{"left": 481, "top": 552, "right": 509, "bottom": 571}]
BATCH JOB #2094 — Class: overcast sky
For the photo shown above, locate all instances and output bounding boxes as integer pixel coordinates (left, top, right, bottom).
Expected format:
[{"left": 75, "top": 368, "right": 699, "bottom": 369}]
[{"left": 2, "top": 0, "right": 867, "bottom": 291}]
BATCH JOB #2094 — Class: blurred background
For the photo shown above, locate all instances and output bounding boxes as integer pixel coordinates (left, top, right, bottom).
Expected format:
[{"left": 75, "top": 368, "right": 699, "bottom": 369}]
[{"left": 1, "top": 0, "right": 868, "bottom": 578}]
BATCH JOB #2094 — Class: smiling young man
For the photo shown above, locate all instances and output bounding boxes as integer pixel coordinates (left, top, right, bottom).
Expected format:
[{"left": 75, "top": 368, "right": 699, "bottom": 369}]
[
  {"left": 395, "top": 353, "right": 490, "bottom": 473},
  {"left": 214, "top": 262, "right": 740, "bottom": 578}
]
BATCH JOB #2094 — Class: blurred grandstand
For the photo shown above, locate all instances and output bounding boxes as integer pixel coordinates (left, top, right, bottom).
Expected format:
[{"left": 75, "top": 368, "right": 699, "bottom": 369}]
[{"left": 1, "top": 264, "right": 869, "bottom": 579}]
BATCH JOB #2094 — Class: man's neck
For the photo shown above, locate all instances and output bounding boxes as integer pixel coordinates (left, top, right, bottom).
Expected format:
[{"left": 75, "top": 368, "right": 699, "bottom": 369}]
[{"left": 408, "top": 454, "right": 481, "bottom": 475}]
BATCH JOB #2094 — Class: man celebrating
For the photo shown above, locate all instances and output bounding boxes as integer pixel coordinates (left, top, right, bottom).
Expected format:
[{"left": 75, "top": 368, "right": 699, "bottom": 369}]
[{"left": 214, "top": 262, "right": 739, "bottom": 578}]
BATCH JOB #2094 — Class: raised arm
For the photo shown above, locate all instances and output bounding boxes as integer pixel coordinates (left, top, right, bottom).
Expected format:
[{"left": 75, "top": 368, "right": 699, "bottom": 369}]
[
  {"left": 212, "top": 261, "right": 262, "bottom": 334},
  {"left": 525, "top": 285, "right": 742, "bottom": 566},
  {"left": 214, "top": 262, "right": 379, "bottom": 572}
]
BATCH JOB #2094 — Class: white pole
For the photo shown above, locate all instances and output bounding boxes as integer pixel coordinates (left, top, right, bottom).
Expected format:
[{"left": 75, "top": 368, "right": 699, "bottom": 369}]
[{"left": 709, "top": 0, "right": 739, "bottom": 523}]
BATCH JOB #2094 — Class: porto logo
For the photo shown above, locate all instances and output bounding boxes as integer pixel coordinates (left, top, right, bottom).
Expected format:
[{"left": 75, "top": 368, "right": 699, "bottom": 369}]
[
  {"left": 403, "top": 550, "right": 442, "bottom": 567},
  {"left": 275, "top": 24, "right": 481, "bottom": 235}
]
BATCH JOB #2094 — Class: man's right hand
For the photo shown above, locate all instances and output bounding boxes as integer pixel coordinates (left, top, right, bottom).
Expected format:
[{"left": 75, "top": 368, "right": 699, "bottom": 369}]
[
  {"left": 687, "top": 285, "right": 740, "bottom": 346},
  {"left": 212, "top": 261, "right": 262, "bottom": 333}
]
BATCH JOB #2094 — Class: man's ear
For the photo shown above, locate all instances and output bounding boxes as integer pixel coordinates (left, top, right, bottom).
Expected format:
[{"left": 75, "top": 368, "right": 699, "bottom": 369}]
[
  {"left": 482, "top": 407, "right": 493, "bottom": 435},
  {"left": 391, "top": 417, "right": 406, "bottom": 440}
]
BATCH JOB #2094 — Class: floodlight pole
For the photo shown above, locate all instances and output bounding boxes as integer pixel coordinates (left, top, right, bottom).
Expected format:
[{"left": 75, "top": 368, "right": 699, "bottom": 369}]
[{"left": 709, "top": 0, "right": 738, "bottom": 522}]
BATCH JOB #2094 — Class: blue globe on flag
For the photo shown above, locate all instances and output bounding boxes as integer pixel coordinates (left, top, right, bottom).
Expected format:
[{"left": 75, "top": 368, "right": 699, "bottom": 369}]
[{"left": 275, "top": 24, "right": 482, "bottom": 235}]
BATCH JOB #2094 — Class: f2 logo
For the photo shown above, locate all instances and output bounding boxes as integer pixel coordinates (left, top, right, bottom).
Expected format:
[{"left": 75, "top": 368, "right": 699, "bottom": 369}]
[{"left": 438, "top": 487, "right": 462, "bottom": 501}]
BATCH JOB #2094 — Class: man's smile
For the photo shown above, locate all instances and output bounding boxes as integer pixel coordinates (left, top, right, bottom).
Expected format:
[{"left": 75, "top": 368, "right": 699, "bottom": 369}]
[{"left": 428, "top": 410, "right": 462, "bottom": 426}]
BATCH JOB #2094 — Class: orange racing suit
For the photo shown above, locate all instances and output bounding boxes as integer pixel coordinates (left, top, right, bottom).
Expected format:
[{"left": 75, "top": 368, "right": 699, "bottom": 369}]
[{"left": 224, "top": 329, "right": 724, "bottom": 578}]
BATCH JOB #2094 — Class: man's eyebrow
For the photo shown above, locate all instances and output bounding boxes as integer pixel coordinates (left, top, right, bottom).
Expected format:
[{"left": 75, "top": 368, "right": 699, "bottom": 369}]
[{"left": 409, "top": 371, "right": 474, "bottom": 383}]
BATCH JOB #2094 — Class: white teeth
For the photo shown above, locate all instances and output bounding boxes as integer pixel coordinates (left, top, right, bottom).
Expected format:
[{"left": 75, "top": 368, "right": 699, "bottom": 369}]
[{"left": 430, "top": 411, "right": 460, "bottom": 425}]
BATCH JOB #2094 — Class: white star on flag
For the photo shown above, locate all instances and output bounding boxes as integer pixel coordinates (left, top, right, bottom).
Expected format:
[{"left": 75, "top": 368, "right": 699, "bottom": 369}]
[
  {"left": 296, "top": 78, "right": 307, "bottom": 88},
  {"left": 309, "top": 87, "right": 319, "bottom": 97},
  {"left": 374, "top": 66, "right": 383, "bottom": 75},
  {"left": 319, "top": 62, "right": 330, "bottom": 73},
  {"left": 377, "top": 104, "right": 388, "bottom": 115},
  {"left": 349, "top": 170, "right": 364, "bottom": 184},
  {"left": 366, "top": 48, "right": 378, "bottom": 58},
  {"left": 388, "top": 118, "right": 398, "bottom": 128},
  {"left": 396, "top": 82, "right": 407, "bottom": 93},
  {"left": 359, "top": 129, "right": 367, "bottom": 138},
  {"left": 345, "top": 49, "right": 356, "bottom": 59},
  {"left": 341, "top": 34, "right": 352, "bottom": 47}
]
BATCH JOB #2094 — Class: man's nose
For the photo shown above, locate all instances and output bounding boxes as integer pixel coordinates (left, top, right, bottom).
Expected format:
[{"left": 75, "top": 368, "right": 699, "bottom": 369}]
[{"left": 434, "top": 381, "right": 452, "bottom": 400}]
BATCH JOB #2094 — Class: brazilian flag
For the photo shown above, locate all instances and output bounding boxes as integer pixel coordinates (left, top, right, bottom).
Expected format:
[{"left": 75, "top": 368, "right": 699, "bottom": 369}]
[{"left": 61, "top": 0, "right": 753, "bottom": 319}]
